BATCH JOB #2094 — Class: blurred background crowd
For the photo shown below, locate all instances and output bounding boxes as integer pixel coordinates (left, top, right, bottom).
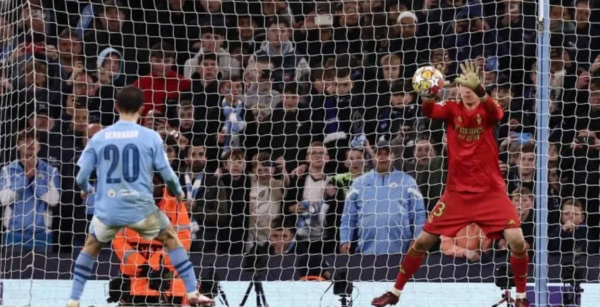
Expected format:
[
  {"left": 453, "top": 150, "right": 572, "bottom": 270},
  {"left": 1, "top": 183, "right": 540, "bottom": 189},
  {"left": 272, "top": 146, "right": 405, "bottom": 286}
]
[{"left": 0, "top": 0, "right": 599, "bottom": 268}]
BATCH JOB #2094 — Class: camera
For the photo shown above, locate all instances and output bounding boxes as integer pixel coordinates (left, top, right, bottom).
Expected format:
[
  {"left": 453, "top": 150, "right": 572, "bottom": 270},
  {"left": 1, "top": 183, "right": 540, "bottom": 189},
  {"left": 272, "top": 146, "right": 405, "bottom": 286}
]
[
  {"left": 333, "top": 270, "right": 353, "bottom": 296},
  {"left": 561, "top": 259, "right": 585, "bottom": 285},
  {"left": 243, "top": 243, "right": 269, "bottom": 274},
  {"left": 333, "top": 270, "right": 353, "bottom": 307},
  {"left": 107, "top": 276, "right": 131, "bottom": 303},
  {"left": 494, "top": 264, "right": 515, "bottom": 290},
  {"left": 561, "top": 258, "right": 585, "bottom": 306}
]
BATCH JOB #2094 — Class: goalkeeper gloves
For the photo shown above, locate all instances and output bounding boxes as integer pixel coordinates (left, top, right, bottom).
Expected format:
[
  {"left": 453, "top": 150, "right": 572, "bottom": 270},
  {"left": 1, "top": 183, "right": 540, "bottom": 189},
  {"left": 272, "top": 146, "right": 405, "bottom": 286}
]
[{"left": 454, "top": 60, "right": 487, "bottom": 99}]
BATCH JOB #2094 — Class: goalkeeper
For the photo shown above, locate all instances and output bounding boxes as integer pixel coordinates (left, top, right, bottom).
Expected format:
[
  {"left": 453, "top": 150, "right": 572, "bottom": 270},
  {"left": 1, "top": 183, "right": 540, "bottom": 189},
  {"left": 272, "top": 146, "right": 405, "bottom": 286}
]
[
  {"left": 372, "top": 61, "right": 530, "bottom": 307},
  {"left": 110, "top": 173, "right": 191, "bottom": 306}
]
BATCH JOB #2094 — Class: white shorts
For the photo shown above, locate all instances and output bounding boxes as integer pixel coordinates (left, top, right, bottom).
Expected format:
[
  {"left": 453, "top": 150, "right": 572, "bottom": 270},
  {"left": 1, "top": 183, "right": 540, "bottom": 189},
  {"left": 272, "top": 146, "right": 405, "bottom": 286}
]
[{"left": 89, "top": 210, "right": 171, "bottom": 243}]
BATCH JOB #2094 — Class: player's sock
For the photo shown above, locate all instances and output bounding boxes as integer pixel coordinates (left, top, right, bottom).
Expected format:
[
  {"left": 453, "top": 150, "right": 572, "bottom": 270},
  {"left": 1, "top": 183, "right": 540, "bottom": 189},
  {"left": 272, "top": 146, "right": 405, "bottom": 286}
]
[
  {"left": 168, "top": 246, "right": 198, "bottom": 293},
  {"left": 510, "top": 251, "right": 529, "bottom": 297},
  {"left": 69, "top": 251, "right": 96, "bottom": 301},
  {"left": 393, "top": 247, "right": 426, "bottom": 293}
]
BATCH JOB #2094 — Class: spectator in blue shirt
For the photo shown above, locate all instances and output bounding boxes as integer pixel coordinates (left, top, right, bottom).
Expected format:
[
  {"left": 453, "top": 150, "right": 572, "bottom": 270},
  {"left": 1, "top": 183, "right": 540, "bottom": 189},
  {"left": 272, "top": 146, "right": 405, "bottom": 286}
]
[
  {"left": 340, "top": 140, "right": 426, "bottom": 255},
  {"left": 0, "top": 130, "right": 60, "bottom": 249}
]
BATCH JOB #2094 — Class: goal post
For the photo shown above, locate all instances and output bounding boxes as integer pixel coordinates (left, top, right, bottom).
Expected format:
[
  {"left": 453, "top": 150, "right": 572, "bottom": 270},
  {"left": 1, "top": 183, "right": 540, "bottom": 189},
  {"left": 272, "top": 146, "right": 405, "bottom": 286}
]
[{"left": 534, "top": 0, "right": 551, "bottom": 304}]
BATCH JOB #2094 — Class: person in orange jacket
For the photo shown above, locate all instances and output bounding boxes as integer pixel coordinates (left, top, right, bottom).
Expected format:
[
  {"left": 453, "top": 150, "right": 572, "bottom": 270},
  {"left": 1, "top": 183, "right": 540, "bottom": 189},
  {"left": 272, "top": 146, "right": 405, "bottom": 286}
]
[
  {"left": 440, "top": 223, "right": 494, "bottom": 262},
  {"left": 112, "top": 173, "right": 192, "bottom": 306}
]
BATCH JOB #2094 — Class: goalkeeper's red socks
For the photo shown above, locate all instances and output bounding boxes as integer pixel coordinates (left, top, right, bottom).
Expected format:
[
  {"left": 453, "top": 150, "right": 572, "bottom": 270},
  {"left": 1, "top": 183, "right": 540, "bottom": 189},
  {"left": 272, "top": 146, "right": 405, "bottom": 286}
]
[
  {"left": 392, "top": 247, "right": 426, "bottom": 296},
  {"left": 510, "top": 251, "right": 529, "bottom": 299}
]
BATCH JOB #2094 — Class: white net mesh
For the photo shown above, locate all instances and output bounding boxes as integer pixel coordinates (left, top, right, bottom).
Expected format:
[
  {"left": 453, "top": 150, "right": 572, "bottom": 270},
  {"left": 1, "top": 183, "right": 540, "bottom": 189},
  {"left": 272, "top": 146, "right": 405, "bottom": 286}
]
[{"left": 1, "top": 0, "right": 599, "bottom": 306}]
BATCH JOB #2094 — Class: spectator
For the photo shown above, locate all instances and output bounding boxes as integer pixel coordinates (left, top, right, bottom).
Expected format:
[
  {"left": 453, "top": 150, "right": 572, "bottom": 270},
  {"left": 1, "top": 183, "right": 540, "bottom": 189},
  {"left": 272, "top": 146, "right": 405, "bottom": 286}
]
[
  {"left": 507, "top": 144, "right": 536, "bottom": 192},
  {"left": 440, "top": 223, "right": 493, "bottom": 262},
  {"left": 185, "top": 145, "right": 228, "bottom": 253},
  {"left": 340, "top": 140, "right": 426, "bottom": 254},
  {"left": 60, "top": 123, "right": 102, "bottom": 248},
  {"left": 549, "top": 199, "right": 598, "bottom": 256},
  {"left": 376, "top": 81, "right": 419, "bottom": 143},
  {"left": 497, "top": 187, "right": 534, "bottom": 251},
  {"left": 185, "top": 26, "right": 241, "bottom": 80},
  {"left": 244, "top": 56, "right": 281, "bottom": 109},
  {"left": 315, "top": 68, "right": 368, "bottom": 172},
  {"left": 548, "top": 167, "right": 563, "bottom": 227},
  {"left": 412, "top": 137, "right": 445, "bottom": 212},
  {"left": 134, "top": 41, "right": 191, "bottom": 116},
  {"left": 267, "top": 218, "right": 297, "bottom": 255},
  {"left": 0, "top": 131, "right": 60, "bottom": 249},
  {"left": 96, "top": 47, "right": 124, "bottom": 87},
  {"left": 285, "top": 141, "right": 336, "bottom": 254},
  {"left": 219, "top": 149, "right": 251, "bottom": 254},
  {"left": 191, "top": 52, "right": 222, "bottom": 131},
  {"left": 247, "top": 152, "right": 284, "bottom": 252},
  {"left": 83, "top": 0, "right": 150, "bottom": 84},
  {"left": 64, "top": 70, "right": 101, "bottom": 124},
  {"left": 27, "top": 103, "right": 70, "bottom": 171},
  {"left": 565, "top": 0, "right": 600, "bottom": 71},
  {"left": 393, "top": 10, "right": 429, "bottom": 79},
  {"left": 236, "top": 15, "right": 265, "bottom": 65},
  {"left": 246, "top": 18, "right": 310, "bottom": 87},
  {"left": 560, "top": 127, "right": 600, "bottom": 227},
  {"left": 270, "top": 82, "right": 312, "bottom": 172},
  {"left": 48, "top": 29, "right": 84, "bottom": 102}
]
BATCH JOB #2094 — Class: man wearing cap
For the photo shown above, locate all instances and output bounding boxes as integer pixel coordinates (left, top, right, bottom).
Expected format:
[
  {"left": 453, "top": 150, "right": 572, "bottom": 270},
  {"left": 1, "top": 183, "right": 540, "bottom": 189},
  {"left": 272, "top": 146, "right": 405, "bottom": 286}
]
[{"left": 340, "top": 140, "right": 426, "bottom": 255}]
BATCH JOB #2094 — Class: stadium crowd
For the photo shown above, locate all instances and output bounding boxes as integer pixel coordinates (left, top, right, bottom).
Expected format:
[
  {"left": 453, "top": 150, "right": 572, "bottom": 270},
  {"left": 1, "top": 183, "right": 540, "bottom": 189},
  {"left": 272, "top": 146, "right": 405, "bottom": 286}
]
[{"left": 0, "top": 0, "right": 599, "bottom": 266}]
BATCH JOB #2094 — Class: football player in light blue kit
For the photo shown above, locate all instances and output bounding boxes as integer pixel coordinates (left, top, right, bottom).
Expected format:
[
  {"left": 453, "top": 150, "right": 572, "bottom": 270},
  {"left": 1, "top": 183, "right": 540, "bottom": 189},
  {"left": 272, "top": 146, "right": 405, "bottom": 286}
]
[{"left": 67, "top": 87, "right": 213, "bottom": 307}]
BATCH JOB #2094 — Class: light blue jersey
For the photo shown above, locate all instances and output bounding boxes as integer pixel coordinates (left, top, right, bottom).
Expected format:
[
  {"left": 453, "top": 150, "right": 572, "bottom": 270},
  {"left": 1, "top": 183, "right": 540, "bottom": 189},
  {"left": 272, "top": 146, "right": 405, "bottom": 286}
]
[{"left": 76, "top": 121, "right": 183, "bottom": 227}]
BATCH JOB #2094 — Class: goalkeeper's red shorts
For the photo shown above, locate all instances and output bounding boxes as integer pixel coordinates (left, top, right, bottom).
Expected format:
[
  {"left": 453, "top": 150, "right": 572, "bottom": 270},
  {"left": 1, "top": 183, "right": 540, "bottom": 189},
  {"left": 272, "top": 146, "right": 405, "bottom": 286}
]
[{"left": 423, "top": 190, "right": 521, "bottom": 239}]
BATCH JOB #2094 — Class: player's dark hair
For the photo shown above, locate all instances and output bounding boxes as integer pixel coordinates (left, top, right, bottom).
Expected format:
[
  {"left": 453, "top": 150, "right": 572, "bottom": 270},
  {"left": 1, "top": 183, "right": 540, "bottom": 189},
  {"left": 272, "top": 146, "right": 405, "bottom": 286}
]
[{"left": 116, "top": 86, "right": 145, "bottom": 114}]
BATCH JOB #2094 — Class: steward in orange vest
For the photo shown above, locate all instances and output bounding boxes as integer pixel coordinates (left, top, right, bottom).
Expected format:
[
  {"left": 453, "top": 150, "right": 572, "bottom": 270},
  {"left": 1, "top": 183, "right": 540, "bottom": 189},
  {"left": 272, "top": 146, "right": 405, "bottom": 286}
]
[{"left": 112, "top": 175, "right": 192, "bottom": 306}]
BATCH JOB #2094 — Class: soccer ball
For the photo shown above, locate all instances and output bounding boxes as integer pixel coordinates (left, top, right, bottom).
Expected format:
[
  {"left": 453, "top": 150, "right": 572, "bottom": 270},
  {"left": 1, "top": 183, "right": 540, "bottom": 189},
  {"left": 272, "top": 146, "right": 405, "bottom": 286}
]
[{"left": 412, "top": 66, "right": 445, "bottom": 98}]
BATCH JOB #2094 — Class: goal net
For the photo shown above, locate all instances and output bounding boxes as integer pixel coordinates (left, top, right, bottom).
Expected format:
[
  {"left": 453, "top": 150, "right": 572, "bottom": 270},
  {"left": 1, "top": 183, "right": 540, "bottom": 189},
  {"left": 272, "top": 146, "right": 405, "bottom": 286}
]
[{"left": 1, "top": 0, "right": 599, "bottom": 306}]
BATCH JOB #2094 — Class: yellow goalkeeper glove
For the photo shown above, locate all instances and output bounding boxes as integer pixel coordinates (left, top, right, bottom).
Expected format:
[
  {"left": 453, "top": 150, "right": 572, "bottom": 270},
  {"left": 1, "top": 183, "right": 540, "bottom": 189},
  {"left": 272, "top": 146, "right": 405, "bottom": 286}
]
[{"left": 454, "top": 60, "right": 487, "bottom": 99}]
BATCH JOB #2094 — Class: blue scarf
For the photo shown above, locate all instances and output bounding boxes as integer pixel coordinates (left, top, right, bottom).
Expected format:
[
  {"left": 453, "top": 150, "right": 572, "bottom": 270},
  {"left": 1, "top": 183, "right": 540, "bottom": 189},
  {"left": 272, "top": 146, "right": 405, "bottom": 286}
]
[{"left": 221, "top": 100, "right": 245, "bottom": 157}]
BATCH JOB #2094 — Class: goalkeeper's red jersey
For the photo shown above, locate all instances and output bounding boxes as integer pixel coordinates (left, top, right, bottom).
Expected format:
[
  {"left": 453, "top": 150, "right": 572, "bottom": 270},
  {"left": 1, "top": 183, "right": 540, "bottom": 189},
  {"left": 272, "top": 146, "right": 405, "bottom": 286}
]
[{"left": 422, "top": 96, "right": 507, "bottom": 193}]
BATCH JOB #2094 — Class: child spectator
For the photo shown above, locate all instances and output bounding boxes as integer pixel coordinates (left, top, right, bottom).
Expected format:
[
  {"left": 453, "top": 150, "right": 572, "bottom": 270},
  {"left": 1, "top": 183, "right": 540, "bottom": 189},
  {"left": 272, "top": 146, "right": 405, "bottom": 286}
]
[
  {"left": 549, "top": 199, "right": 597, "bottom": 255},
  {"left": 247, "top": 152, "right": 284, "bottom": 252},
  {"left": 219, "top": 149, "right": 251, "bottom": 254},
  {"left": 270, "top": 82, "right": 312, "bottom": 172},
  {"left": 285, "top": 142, "right": 336, "bottom": 254}
]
